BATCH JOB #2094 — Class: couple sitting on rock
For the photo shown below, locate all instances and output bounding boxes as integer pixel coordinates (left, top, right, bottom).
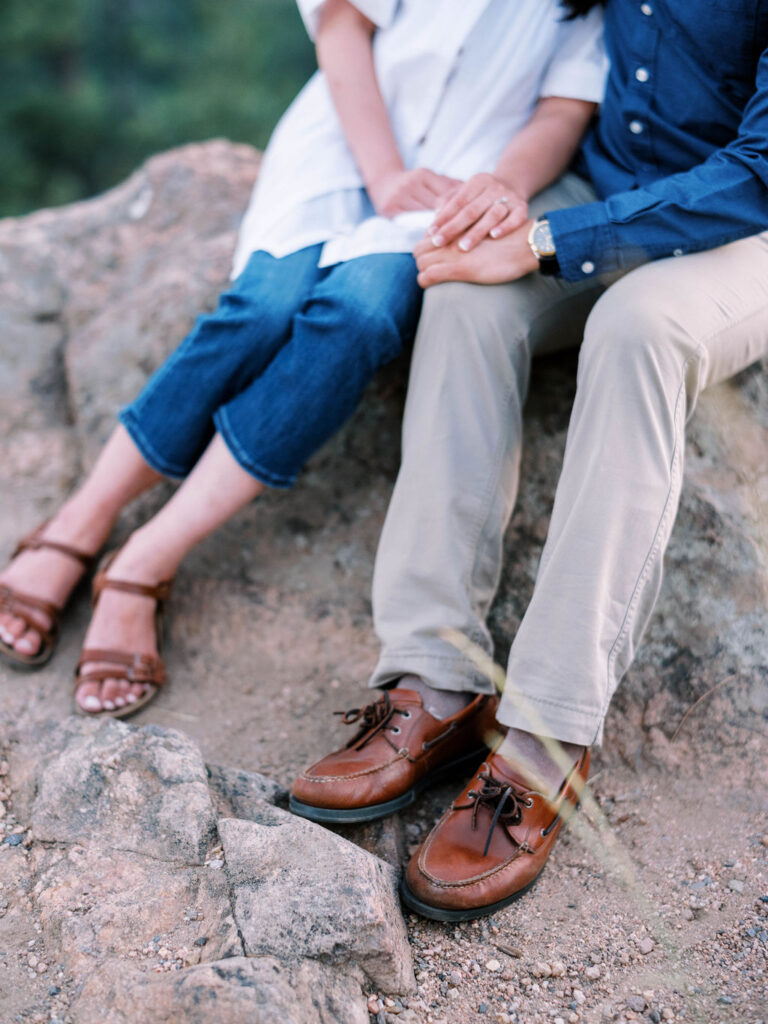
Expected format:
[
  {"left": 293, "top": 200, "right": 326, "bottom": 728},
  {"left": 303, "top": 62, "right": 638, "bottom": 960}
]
[{"left": 1, "top": 0, "right": 767, "bottom": 922}]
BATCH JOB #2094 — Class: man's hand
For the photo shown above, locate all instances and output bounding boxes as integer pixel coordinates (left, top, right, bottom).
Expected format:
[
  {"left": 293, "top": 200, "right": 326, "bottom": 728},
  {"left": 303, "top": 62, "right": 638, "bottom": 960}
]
[
  {"left": 414, "top": 219, "right": 539, "bottom": 288},
  {"left": 427, "top": 173, "right": 528, "bottom": 251},
  {"left": 368, "top": 168, "right": 462, "bottom": 218}
]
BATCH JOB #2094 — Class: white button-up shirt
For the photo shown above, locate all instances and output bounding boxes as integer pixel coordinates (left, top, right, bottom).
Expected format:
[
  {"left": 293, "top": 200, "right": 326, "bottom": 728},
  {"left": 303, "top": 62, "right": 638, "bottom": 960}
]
[{"left": 232, "top": 0, "right": 607, "bottom": 277}]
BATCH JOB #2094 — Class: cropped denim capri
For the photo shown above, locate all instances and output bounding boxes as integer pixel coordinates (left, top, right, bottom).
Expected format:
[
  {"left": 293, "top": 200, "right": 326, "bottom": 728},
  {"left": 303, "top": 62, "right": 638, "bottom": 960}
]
[{"left": 119, "top": 244, "right": 422, "bottom": 488}]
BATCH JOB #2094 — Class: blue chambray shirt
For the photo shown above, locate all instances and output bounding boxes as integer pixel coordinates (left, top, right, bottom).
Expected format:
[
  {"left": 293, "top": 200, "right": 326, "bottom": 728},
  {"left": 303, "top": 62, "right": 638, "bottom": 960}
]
[{"left": 549, "top": 0, "right": 768, "bottom": 281}]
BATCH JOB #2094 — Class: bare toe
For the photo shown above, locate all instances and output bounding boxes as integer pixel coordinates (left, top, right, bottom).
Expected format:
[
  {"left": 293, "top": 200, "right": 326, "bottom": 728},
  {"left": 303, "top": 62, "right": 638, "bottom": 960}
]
[
  {"left": 5, "top": 616, "right": 28, "bottom": 644},
  {"left": 76, "top": 680, "right": 103, "bottom": 714},
  {"left": 100, "top": 677, "right": 125, "bottom": 711},
  {"left": 14, "top": 628, "right": 43, "bottom": 656},
  {"left": 108, "top": 679, "right": 132, "bottom": 709},
  {"left": 125, "top": 683, "right": 146, "bottom": 704}
]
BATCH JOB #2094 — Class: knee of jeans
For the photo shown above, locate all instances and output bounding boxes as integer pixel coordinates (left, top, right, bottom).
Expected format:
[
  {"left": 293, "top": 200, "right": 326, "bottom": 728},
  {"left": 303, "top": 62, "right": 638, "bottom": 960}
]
[
  {"left": 581, "top": 274, "right": 696, "bottom": 377},
  {"left": 322, "top": 293, "right": 408, "bottom": 367}
]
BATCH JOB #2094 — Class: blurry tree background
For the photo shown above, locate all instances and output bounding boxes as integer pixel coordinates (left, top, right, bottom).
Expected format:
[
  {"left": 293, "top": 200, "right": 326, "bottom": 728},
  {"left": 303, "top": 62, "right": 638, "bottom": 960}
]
[{"left": 0, "top": 0, "right": 315, "bottom": 217}]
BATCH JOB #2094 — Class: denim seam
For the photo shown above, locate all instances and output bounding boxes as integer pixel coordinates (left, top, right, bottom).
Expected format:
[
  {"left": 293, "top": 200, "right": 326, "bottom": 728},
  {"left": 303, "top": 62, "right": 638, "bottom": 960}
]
[
  {"left": 602, "top": 350, "right": 697, "bottom": 721},
  {"left": 213, "top": 407, "right": 296, "bottom": 489},
  {"left": 118, "top": 409, "right": 191, "bottom": 479}
]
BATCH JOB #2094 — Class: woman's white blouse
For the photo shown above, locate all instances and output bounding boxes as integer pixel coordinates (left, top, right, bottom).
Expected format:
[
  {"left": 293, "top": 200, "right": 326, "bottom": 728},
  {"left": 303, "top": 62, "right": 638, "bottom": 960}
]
[{"left": 231, "top": 0, "right": 607, "bottom": 277}]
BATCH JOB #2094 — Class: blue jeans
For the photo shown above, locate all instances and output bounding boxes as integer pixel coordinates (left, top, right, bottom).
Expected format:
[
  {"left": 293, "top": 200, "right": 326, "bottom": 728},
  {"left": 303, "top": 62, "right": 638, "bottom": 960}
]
[{"left": 119, "top": 246, "right": 422, "bottom": 487}]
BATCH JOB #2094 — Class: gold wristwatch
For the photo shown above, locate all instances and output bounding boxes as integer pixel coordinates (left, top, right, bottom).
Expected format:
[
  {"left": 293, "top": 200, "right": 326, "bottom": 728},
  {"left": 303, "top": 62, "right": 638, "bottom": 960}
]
[{"left": 528, "top": 218, "right": 560, "bottom": 276}]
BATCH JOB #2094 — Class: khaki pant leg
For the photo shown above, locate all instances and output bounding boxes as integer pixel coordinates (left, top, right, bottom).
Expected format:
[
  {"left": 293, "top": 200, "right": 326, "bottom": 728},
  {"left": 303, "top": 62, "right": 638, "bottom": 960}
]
[
  {"left": 370, "top": 174, "right": 606, "bottom": 693},
  {"left": 501, "top": 232, "right": 768, "bottom": 744}
]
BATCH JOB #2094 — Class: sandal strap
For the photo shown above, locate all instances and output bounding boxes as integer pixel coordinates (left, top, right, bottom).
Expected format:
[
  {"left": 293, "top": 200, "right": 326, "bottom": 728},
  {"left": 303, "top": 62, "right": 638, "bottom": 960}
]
[
  {"left": 0, "top": 584, "right": 60, "bottom": 644},
  {"left": 75, "top": 648, "right": 166, "bottom": 687},
  {"left": 93, "top": 576, "right": 173, "bottom": 603},
  {"left": 13, "top": 524, "right": 96, "bottom": 570},
  {"left": 93, "top": 552, "right": 173, "bottom": 607}
]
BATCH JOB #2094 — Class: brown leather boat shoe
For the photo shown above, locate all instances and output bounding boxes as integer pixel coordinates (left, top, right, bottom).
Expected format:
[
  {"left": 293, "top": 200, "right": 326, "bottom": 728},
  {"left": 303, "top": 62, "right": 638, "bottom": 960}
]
[
  {"left": 289, "top": 689, "right": 499, "bottom": 824},
  {"left": 400, "top": 747, "right": 589, "bottom": 921}
]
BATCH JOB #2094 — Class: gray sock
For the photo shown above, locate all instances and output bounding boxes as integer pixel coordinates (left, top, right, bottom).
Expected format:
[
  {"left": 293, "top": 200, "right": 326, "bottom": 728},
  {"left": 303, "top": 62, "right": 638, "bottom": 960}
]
[{"left": 393, "top": 674, "right": 473, "bottom": 720}]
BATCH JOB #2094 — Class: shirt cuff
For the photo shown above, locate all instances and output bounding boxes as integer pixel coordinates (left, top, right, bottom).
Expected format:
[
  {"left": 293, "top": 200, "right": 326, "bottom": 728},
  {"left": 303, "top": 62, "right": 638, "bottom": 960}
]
[{"left": 547, "top": 200, "right": 618, "bottom": 282}]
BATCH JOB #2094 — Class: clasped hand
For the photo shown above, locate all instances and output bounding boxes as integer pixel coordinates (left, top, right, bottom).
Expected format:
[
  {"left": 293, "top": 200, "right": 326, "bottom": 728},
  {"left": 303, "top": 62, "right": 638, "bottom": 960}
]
[{"left": 413, "top": 172, "right": 538, "bottom": 288}]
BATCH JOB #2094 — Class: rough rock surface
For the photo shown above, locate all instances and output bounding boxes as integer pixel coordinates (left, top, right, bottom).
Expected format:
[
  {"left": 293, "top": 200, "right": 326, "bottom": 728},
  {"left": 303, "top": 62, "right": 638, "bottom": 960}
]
[
  {"left": 1, "top": 716, "right": 404, "bottom": 1023},
  {"left": 0, "top": 141, "right": 766, "bottom": 1024},
  {"left": 220, "top": 810, "right": 412, "bottom": 991}
]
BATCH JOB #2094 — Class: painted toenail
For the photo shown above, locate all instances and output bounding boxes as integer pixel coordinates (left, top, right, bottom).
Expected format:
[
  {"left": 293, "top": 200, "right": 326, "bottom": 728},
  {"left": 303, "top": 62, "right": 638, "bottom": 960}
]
[
  {"left": 114, "top": 698, "right": 126, "bottom": 707},
  {"left": 102, "top": 701, "right": 116, "bottom": 711},
  {"left": 126, "top": 693, "right": 138, "bottom": 703},
  {"left": 83, "top": 696, "right": 102, "bottom": 711}
]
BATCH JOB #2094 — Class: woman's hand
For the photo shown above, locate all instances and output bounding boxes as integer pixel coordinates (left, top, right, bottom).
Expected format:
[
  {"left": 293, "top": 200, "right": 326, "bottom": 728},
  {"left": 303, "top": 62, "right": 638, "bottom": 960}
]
[
  {"left": 368, "top": 168, "right": 462, "bottom": 218},
  {"left": 427, "top": 172, "right": 528, "bottom": 251}
]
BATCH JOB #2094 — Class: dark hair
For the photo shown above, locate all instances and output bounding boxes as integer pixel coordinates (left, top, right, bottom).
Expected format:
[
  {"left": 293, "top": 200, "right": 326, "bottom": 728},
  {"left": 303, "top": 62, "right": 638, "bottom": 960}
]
[{"left": 561, "top": 0, "right": 605, "bottom": 17}]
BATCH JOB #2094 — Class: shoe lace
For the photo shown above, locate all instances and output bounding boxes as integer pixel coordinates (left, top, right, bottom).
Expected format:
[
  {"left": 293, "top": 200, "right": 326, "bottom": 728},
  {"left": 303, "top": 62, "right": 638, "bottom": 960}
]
[
  {"left": 335, "top": 692, "right": 405, "bottom": 750},
  {"left": 455, "top": 770, "right": 533, "bottom": 857}
]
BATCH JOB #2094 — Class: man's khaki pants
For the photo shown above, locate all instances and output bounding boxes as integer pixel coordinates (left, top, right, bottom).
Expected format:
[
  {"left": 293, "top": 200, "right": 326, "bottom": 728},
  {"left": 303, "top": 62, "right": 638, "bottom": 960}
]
[{"left": 370, "top": 174, "right": 768, "bottom": 745}]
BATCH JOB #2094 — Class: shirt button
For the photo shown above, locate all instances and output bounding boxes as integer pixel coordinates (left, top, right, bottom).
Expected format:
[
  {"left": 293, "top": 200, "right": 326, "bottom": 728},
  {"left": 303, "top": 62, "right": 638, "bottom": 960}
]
[
  {"left": 629, "top": 120, "right": 644, "bottom": 134},
  {"left": 635, "top": 67, "right": 650, "bottom": 83},
  {"left": 581, "top": 261, "right": 596, "bottom": 275},
  {"left": 640, "top": 2, "right": 653, "bottom": 14}
]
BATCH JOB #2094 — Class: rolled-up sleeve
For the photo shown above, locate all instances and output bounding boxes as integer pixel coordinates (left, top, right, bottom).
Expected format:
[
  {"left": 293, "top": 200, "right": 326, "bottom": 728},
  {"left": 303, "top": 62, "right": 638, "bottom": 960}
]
[
  {"left": 549, "top": 47, "right": 768, "bottom": 282},
  {"left": 297, "top": 0, "right": 398, "bottom": 40},
  {"left": 540, "top": 7, "right": 608, "bottom": 104}
]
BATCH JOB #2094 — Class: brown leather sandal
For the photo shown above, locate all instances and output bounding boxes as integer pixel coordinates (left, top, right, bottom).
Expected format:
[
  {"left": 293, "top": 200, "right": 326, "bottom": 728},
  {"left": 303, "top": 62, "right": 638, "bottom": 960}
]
[
  {"left": 0, "top": 524, "right": 96, "bottom": 671},
  {"left": 74, "top": 552, "right": 173, "bottom": 720}
]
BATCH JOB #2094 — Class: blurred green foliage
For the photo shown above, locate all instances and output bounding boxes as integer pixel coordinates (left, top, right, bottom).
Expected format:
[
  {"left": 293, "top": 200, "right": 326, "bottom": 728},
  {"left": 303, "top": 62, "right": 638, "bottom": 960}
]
[{"left": 0, "top": 0, "right": 315, "bottom": 216}]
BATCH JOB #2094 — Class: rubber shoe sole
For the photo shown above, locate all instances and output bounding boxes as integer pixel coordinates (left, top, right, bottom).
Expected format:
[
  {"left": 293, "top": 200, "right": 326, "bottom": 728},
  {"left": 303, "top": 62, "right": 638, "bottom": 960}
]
[
  {"left": 289, "top": 745, "right": 489, "bottom": 825},
  {"left": 399, "top": 873, "right": 540, "bottom": 922}
]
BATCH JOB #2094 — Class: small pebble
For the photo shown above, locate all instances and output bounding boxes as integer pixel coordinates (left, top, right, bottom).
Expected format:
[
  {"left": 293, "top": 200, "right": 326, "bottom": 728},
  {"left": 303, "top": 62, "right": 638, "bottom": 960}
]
[
  {"left": 626, "top": 995, "right": 646, "bottom": 1012},
  {"left": 573, "top": 989, "right": 586, "bottom": 1004},
  {"left": 194, "top": 936, "right": 208, "bottom": 947},
  {"left": 585, "top": 965, "right": 601, "bottom": 980},
  {"left": 5, "top": 834, "right": 23, "bottom": 847},
  {"left": 728, "top": 879, "right": 744, "bottom": 893},
  {"left": 637, "top": 937, "right": 655, "bottom": 955},
  {"left": 550, "top": 960, "right": 566, "bottom": 977},
  {"left": 661, "top": 1009, "right": 674, "bottom": 1020},
  {"left": 208, "top": 859, "right": 224, "bottom": 870},
  {"left": 486, "top": 959, "right": 501, "bottom": 972}
]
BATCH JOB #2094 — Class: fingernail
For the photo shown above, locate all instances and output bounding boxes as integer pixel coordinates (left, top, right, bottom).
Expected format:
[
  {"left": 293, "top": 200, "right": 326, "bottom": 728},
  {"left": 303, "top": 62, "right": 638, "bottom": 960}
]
[
  {"left": 426, "top": 224, "right": 435, "bottom": 235},
  {"left": 458, "top": 239, "right": 471, "bottom": 252},
  {"left": 431, "top": 234, "right": 445, "bottom": 247},
  {"left": 83, "top": 696, "right": 102, "bottom": 711},
  {"left": 490, "top": 228, "right": 501, "bottom": 238}
]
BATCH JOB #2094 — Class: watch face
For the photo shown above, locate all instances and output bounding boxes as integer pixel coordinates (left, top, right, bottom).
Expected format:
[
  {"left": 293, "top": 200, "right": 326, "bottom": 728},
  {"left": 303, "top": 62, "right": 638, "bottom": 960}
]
[{"left": 533, "top": 220, "right": 556, "bottom": 257}]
